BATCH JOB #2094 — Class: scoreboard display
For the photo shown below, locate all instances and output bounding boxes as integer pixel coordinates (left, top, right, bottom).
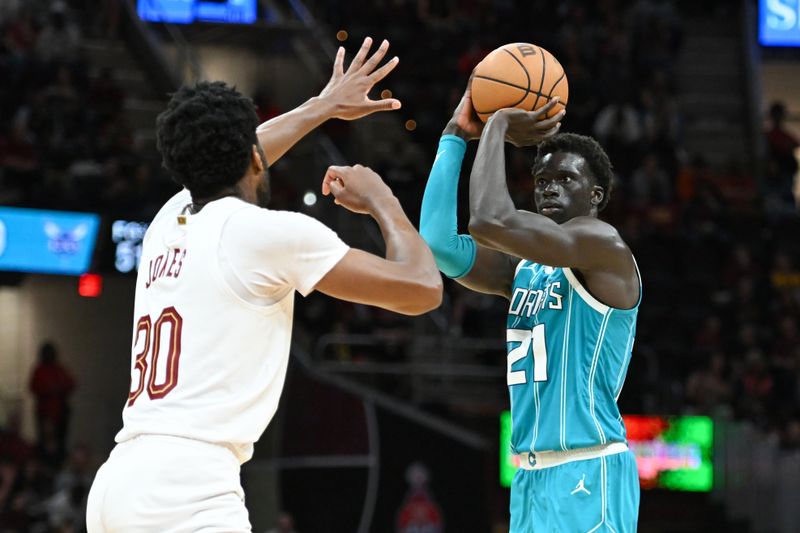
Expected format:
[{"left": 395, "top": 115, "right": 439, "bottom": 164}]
[
  {"left": 0, "top": 207, "right": 100, "bottom": 276},
  {"left": 137, "top": 0, "right": 257, "bottom": 25},
  {"left": 500, "top": 413, "right": 714, "bottom": 492},
  {"left": 760, "top": 0, "right": 800, "bottom": 46}
]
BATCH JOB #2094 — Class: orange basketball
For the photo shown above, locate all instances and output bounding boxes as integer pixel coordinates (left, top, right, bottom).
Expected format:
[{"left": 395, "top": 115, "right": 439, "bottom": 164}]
[{"left": 470, "top": 42, "right": 568, "bottom": 122}]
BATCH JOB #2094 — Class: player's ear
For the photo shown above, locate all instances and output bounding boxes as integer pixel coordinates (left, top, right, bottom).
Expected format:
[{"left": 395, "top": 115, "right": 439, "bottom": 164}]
[
  {"left": 590, "top": 185, "right": 604, "bottom": 207},
  {"left": 251, "top": 145, "right": 265, "bottom": 172}
]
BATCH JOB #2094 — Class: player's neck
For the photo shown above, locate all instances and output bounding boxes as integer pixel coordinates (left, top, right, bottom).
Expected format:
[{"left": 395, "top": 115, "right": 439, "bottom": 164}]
[{"left": 189, "top": 184, "right": 245, "bottom": 213}]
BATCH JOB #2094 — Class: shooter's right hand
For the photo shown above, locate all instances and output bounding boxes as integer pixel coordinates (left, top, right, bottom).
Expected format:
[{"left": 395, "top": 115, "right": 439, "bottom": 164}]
[{"left": 444, "top": 77, "right": 484, "bottom": 141}]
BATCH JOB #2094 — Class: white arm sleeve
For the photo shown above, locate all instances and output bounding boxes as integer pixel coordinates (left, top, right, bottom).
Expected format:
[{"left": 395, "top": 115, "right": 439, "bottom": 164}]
[{"left": 220, "top": 207, "right": 349, "bottom": 304}]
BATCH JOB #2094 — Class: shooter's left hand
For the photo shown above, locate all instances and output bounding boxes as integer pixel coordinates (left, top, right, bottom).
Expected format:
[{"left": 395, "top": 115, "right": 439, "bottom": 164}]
[{"left": 490, "top": 99, "right": 565, "bottom": 147}]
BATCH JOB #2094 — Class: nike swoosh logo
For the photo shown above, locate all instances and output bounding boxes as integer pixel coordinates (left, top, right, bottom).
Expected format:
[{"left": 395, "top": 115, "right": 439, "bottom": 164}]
[{"left": 434, "top": 150, "right": 446, "bottom": 164}]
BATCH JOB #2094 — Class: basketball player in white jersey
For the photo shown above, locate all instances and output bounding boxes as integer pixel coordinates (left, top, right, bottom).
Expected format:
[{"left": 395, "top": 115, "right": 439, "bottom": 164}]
[{"left": 86, "top": 38, "right": 442, "bottom": 532}]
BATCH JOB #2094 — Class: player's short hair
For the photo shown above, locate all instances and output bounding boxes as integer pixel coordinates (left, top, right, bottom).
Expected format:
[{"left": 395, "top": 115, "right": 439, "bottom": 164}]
[
  {"left": 533, "top": 133, "right": 614, "bottom": 211},
  {"left": 156, "top": 81, "right": 260, "bottom": 199}
]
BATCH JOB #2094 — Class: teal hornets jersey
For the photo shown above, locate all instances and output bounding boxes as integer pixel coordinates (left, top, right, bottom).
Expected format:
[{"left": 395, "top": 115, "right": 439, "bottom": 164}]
[{"left": 506, "top": 260, "right": 640, "bottom": 453}]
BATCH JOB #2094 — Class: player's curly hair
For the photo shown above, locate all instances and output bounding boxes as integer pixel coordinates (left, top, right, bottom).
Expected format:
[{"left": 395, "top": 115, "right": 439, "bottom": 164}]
[
  {"left": 533, "top": 133, "right": 614, "bottom": 211},
  {"left": 156, "top": 81, "right": 260, "bottom": 199}
]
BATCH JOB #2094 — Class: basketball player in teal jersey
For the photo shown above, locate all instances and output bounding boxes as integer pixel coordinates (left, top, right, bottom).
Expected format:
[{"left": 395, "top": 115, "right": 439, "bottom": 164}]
[{"left": 420, "top": 86, "right": 641, "bottom": 532}]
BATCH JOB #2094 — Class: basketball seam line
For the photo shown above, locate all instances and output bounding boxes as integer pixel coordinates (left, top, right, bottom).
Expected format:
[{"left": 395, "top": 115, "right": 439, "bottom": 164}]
[
  {"left": 501, "top": 49, "right": 531, "bottom": 91},
  {"left": 548, "top": 70, "right": 566, "bottom": 97},
  {"left": 473, "top": 75, "right": 530, "bottom": 111},
  {"left": 472, "top": 75, "right": 568, "bottom": 113},
  {"left": 472, "top": 75, "right": 568, "bottom": 102},
  {"left": 532, "top": 46, "right": 546, "bottom": 110},
  {"left": 495, "top": 49, "right": 532, "bottom": 109}
]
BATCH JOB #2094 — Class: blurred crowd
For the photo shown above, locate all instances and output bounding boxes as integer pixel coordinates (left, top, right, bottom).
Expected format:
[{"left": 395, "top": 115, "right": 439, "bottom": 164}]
[
  {"left": 1, "top": 0, "right": 800, "bottom": 529},
  {"left": 0, "top": 343, "right": 87, "bottom": 533},
  {"left": 0, "top": 0, "right": 170, "bottom": 217}
]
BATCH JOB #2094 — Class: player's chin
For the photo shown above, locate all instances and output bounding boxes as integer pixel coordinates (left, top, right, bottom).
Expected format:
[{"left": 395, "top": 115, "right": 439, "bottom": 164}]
[{"left": 538, "top": 207, "right": 567, "bottom": 223}]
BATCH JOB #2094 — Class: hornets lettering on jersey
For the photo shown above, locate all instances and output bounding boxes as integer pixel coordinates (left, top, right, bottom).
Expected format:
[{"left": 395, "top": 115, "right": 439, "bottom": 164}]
[{"left": 506, "top": 260, "right": 639, "bottom": 454}]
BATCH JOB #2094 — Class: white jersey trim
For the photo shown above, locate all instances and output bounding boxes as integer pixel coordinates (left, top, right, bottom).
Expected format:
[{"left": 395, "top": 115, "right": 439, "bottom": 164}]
[
  {"left": 514, "top": 259, "right": 527, "bottom": 277},
  {"left": 562, "top": 267, "right": 610, "bottom": 314}
]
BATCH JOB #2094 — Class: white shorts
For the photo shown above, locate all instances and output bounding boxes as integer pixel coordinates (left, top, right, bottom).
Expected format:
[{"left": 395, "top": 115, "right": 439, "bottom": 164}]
[{"left": 86, "top": 435, "right": 251, "bottom": 533}]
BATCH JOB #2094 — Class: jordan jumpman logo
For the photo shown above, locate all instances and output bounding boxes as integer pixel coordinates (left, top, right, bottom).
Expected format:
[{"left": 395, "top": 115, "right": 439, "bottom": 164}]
[{"left": 571, "top": 474, "right": 591, "bottom": 495}]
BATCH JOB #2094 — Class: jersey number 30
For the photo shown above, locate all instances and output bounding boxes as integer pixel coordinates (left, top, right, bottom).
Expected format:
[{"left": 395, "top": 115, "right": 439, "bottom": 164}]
[
  {"left": 128, "top": 307, "right": 184, "bottom": 406},
  {"left": 507, "top": 324, "right": 548, "bottom": 385}
]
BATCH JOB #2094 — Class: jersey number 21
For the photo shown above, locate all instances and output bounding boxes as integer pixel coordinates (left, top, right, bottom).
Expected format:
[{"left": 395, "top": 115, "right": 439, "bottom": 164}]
[{"left": 507, "top": 324, "right": 548, "bottom": 385}]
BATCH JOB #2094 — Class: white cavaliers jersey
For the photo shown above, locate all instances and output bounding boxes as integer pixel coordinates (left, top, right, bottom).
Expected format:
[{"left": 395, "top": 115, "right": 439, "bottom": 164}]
[{"left": 115, "top": 190, "right": 348, "bottom": 463}]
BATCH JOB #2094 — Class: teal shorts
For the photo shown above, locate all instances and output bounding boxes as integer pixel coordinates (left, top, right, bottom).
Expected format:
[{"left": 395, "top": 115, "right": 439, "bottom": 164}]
[{"left": 510, "top": 450, "right": 640, "bottom": 532}]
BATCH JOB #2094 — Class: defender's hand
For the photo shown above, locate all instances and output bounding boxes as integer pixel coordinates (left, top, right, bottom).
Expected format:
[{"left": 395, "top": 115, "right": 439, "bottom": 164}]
[
  {"left": 489, "top": 98, "right": 565, "bottom": 147},
  {"left": 322, "top": 165, "right": 395, "bottom": 215},
  {"left": 317, "top": 37, "right": 401, "bottom": 121}
]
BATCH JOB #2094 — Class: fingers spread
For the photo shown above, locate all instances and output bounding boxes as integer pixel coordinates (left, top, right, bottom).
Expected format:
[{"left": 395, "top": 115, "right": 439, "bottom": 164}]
[
  {"left": 332, "top": 46, "right": 345, "bottom": 78},
  {"left": 367, "top": 56, "right": 399, "bottom": 83},
  {"left": 542, "top": 123, "right": 561, "bottom": 138},
  {"left": 346, "top": 37, "right": 373, "bottom": 74},
  {"left": 360, "top": 39, "right": 390, "bottom": 75},
  {"left": 367, "top": 98, "right": 402, "bottom": 112},
  {"left": 536, "top": 97, "right": 560, "bottom": 117},
  {"left": 535, "top": 110, "right": 565, "bottom": 130}
]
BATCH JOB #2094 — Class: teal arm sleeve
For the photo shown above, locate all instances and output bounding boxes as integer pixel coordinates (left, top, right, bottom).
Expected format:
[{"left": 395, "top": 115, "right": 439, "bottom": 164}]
[{"left": 419, "top": 135, "right": 476, "bottom": 278}]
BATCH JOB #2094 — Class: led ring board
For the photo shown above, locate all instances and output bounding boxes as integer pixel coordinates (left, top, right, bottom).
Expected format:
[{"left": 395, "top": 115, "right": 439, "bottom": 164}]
[{"left": 137, "top": 0, "right": 257, "bottom": 24}]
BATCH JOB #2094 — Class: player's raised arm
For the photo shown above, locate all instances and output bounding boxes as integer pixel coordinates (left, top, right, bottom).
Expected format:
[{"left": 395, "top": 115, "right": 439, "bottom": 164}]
[
  {"left": 313, "top": 165, "right": 442, "bottom": 315},
  {"left": 468, "top": 104, "right": 603, "bottom": 268},
  {"left": 418, "top": 84, "right": 518, "bottom": 299},
  {"left": 468, "top": 105, "right": 639, "bottom": 308},
  {"left": 256, "top": 37, "right": 401, "bottom": 165}
]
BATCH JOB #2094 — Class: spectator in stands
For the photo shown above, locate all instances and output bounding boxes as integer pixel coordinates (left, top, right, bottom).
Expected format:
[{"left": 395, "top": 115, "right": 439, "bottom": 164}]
[
  {"left": 723, "top": 244, "right": 759, "bottom": 288},
  {"left": 3, "top": 6, "right": 36, "bottom": 60},
  {"left": 89, "top": 66, "right": 125, "bottom": 125},
  {"left": 694, "top": 316, "right": 723, "bottom": 353},
  {"left": 0, "top": 456, "right": 51, "bottom": 531},
  {"left": 735, "top": 349, "right": 775, "bottom": 422},
  {"left": 640, "top": 71, "right": 681, "bottom": 173},
  {"left": 0, "top": 110, "right": 40, "bottom": 203},
  {"left": 0, "top": 412, "right": 33, "bottom": 513},
  {"left": 29, "top": 342, "right": 75, "bottom": 466},
  {"left": 40, "top": 481, "right": 87, "bottom": 532},
  {"left": 770, "top": 251, "right": 800, "bottom": 312},
  {"left": 629, "top": 153, "right": 673, "bottom": 208},
  {"left": 685, "top": 352, "right": 731, "bottom": 414},
  {"left": 43, "top": 444, "right": 93, "bottom": 532},
  {"left": 253, "top": 85, "right": 282, "bottom": 123},
  {"left": 96, "top": 0, "right": 121, "bottom": 38},
  {"left": 675, "top": 154, "right": 709, "bottom": 204},
  {"left": 765, "top": 101, "right": 799, "bottom": 212},
  {"left": 35, "top": 1, "right": 81, "bottom": 65},
  {"left": 772, "top": 316, "right": 799, "bottom": 361},
  {"left": 593, "top": 94, "right": 642, "bottom": 175},
  {"left": 0, "top": 0, "right": 20, "bottom": 26},
  {"left": 0, "top": 411, "right": 33, "bottom": 467},
  {"left": 780, "top": 418, "right": 800, "bottom": 450}
]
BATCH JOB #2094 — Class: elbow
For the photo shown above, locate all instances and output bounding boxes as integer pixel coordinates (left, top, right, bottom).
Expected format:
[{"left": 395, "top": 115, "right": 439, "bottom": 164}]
[
  {"left": 399, "top": 275, "right": 443, "bottom": 316},
  {"left": 420, "top": 229, "right": 445, "bottom": 258},
  {"left": 468, "top": 217, "right": 504, "bottom": 247},
  {"left": 419, "top": 227, "right": 450, "bottom": 262}
]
